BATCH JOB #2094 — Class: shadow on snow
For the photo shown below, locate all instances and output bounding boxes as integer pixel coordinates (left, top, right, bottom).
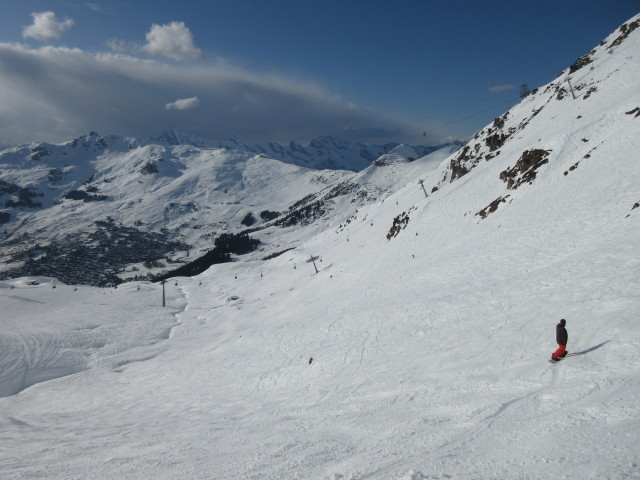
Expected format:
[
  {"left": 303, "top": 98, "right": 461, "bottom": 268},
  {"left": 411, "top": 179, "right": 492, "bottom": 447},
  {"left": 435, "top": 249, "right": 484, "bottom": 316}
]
[{"left": 566, "top": 340, "right": 610, "bottom": 357}]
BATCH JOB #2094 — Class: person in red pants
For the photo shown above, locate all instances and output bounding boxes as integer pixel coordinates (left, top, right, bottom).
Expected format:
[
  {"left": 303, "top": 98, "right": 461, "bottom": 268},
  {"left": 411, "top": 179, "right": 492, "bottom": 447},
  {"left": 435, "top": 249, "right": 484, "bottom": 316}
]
[{"left": 551, "top": 319, "right": 568, "bottom": 361}]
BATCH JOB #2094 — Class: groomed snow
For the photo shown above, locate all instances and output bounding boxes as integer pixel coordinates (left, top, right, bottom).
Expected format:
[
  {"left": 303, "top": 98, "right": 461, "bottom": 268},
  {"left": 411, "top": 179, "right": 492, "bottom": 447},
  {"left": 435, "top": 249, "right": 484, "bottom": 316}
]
[{"left": 1, "top": 13, "right": 640, "bottom": 480}]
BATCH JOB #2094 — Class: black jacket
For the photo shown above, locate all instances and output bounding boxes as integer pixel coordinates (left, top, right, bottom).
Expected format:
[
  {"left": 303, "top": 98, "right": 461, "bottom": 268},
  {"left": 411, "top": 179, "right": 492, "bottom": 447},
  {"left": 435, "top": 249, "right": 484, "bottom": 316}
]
[{"left": 556, "top": 323, "right": 568, "bottom": 345}]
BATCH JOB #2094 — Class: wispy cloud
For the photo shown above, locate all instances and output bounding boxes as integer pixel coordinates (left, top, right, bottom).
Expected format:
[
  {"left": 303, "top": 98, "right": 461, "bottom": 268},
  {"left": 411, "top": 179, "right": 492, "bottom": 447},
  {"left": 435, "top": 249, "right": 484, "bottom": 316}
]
[
  {"left": 61, "top": 2, "right": 114, "bottom": 14},
  {"left": 166, "top": 96, "right": 201, "bottom": 110},
  {"left": 142, "top": 22, "right": 202, "bottom": 61},
  {"left": 488, "top": 84, "right": 515, "bottom": 93},
  {"left": 106, "top": 38, "right": 138, "bottom": 53},
  {"left": 22, "top": 12, "right": 74, "bottom": 43},
  {"left": 0, "top": 42, "right": 406, "bottom": 145},
  {"left": 85, "top": 3, "right": 103, "bottom": 12}
]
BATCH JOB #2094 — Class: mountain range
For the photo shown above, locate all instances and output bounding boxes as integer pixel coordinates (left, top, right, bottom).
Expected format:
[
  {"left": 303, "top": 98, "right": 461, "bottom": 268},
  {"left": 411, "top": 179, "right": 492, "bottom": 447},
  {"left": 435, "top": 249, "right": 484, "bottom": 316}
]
[{"left": 0, "top": 130, "right": 460, "bottom": 286}]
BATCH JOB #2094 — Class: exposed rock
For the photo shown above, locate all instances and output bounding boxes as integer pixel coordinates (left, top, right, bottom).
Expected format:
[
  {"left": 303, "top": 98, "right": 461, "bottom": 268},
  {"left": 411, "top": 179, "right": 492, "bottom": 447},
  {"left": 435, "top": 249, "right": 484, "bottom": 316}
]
[
  {"left": 583, "top": 86, "right": 598, "bottom": 100},
  {"left": 486, "top": 132, "right": 508, "bottom": 152},
  {"left": 569, "top": 50, "right": 595, "bottom": 74},
  {"left": 476, "top": 195, "right": 510, "bottom": 219},
  {"left": 499, "top": 149, "right": 552, "bottom": 190},
  {"left": 387, "top": 211, "right": 411, "bottom": 240},
  {"left": 140, "top": 162, "right": 159, "bottom": 175},
  {"left": 609, "top": 19, "right": 640, "bottom": 49}
]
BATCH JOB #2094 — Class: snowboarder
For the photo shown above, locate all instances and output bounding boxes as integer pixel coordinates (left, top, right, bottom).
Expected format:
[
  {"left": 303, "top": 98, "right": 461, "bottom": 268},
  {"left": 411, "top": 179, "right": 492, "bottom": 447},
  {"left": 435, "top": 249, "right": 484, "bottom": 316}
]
[{"left": 551, "top": 319, "right": 568, "bottom": 361}]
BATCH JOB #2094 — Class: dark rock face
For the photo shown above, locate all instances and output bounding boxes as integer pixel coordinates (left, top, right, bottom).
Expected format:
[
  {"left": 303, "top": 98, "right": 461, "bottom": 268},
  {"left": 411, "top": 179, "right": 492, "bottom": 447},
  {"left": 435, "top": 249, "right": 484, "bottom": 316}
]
[{"left": 499, "top": 149, "right": 552, "bottom": 190}]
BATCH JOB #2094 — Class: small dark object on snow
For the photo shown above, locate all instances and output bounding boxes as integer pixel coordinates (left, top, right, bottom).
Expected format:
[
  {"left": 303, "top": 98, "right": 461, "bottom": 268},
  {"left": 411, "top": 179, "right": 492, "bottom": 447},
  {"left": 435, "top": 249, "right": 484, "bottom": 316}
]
[
  {"left": 308, "top": 357, "right": 313, "bottom": 365},
  {"left": 551, "top": 319, "right": 568, "bottom": 360}
]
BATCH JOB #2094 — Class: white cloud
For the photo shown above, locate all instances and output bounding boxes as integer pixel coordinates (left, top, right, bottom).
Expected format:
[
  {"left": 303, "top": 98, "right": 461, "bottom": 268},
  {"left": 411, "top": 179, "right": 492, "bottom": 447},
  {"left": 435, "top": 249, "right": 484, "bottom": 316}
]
[
  {"left": 23, "top": 12, "right": 74, "bottom": 43},
  {"left": 489, "top": 84, "right": 515, "bottom": 93},
  {"left": 166, "top": 96, "right": 200, "bottom": 110},
  {"left": 0, "top": 43, "right": 407, "bottom": 145},
  {"left": 142, "top": 22, "right": 202, "bottom": 61}
]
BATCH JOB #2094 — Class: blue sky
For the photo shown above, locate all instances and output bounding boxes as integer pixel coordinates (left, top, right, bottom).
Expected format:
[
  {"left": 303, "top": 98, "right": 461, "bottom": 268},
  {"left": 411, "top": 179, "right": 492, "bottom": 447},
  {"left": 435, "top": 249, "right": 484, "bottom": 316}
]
[{"left": 0, "top": 0, "right": 638, "bottom": 146}]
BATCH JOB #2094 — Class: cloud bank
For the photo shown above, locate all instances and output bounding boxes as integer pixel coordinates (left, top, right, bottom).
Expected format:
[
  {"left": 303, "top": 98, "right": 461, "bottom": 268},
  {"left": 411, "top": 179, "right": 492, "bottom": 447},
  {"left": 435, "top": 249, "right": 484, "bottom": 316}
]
[
  {"left": 23, "top": 11, "right": 74, "bottom": 43},
  {"left": 0, "top": 42, "right": 407, "bottom": 145}
]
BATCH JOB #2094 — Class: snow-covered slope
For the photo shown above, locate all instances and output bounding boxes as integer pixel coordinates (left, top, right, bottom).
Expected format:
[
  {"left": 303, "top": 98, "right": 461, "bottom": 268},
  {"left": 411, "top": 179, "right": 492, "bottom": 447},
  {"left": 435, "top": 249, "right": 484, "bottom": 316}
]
[{"left": 1, "top": 14, "right": 639, "bottom": 480}]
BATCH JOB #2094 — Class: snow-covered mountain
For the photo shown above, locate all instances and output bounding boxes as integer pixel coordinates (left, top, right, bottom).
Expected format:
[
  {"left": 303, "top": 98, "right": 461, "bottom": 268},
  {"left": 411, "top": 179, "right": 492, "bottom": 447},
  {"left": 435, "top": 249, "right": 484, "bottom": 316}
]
[
  {"left": 220, "top": 135, "right": 461, "bottom": 171},
  {"left": 1, "top": 14, "right": 639, "bottom": 480},
  {"left": 143, "top": 129, "right": 461, "bottom": 172},
  {"left": 0, "top": 130, "right": 454, "bottom": 285}
]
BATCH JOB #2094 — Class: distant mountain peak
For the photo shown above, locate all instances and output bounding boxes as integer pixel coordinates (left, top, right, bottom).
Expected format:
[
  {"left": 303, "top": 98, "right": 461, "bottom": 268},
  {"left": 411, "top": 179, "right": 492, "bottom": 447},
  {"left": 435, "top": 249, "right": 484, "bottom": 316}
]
[
  {"left": 216, "top": 135, "right": 448, "bottom": 172},
  {"left": 372, "top": 144, "right": 420, "bottom": 167},
  {"left": 150, "top": 130, "right": 216, "bottom": 149}
]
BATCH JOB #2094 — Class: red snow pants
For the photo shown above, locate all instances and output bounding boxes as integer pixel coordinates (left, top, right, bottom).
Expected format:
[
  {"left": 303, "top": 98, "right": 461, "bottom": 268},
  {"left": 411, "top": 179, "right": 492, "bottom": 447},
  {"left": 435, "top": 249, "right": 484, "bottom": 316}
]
[{"left": 552, "top": 345, "right": 566, "bottom": 359}]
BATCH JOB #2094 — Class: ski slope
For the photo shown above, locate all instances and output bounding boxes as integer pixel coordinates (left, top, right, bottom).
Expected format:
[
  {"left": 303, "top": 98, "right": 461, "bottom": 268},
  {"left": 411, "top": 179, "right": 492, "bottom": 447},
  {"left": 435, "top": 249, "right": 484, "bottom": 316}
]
[
  {"left": 1, "top": 174, "right": 638, "bottom": 479},
  {"left": 1, "top": 13, "right": 640, "bottom": 480}
]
